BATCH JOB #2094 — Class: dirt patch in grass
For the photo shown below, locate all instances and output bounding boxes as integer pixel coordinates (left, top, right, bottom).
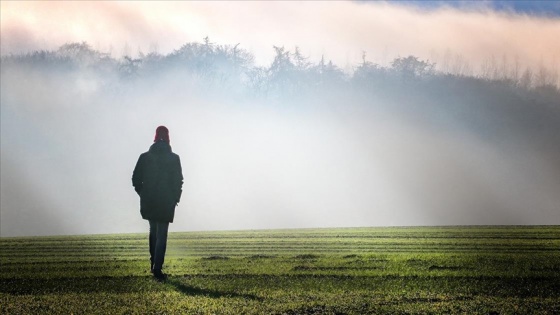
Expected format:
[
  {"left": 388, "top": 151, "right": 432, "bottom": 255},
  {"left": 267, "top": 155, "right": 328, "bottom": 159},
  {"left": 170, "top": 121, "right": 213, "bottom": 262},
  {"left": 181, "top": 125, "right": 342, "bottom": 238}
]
[
  {"left": 343, "top": 254, "right": 359, "bottom": 259},
  {"left": 294, "top": 254, "right": 320, "bottom": 259},
  {"left": 201, "top": 256, "right": 230, "bottom": 260}
]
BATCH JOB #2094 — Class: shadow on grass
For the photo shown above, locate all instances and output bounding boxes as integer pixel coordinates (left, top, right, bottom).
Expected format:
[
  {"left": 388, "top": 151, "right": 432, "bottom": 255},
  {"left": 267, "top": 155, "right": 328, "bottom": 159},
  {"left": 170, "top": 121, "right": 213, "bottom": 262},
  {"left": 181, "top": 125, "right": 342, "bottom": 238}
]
[{"left": 166, "top": 278, "right": 263, "bottom": 301}]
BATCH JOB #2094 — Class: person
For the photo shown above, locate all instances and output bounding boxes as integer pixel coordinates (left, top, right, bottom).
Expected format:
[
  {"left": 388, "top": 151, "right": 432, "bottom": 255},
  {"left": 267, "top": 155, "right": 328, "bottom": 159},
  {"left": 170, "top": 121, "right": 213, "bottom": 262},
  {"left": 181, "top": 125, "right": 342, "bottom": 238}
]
[{"left": 132, "top": 126, "right": 183, "bottom": 281}]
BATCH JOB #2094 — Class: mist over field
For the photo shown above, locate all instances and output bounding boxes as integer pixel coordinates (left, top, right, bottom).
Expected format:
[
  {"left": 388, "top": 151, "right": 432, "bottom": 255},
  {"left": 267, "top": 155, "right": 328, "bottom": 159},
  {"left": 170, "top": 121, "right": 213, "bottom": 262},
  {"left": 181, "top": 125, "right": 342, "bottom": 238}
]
[
  {"left": 1, "top": 40, "right": 559, "bottom": 237},
  {"left": 1, "top": 1, "right": 560, "bottom": 237}
]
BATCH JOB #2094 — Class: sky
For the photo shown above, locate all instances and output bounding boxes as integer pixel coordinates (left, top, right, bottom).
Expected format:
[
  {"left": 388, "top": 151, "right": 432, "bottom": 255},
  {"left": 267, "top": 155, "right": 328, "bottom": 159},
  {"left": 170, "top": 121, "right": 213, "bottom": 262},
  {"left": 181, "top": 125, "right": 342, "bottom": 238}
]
[
  {"left": 1, "top": 1, "right": 560, "bottom": 237},
  {"left": 395, "top": 0, "right": 560, "bottom": 16},
  {"left": 1, "top": 1, "right": 559, "bottom": 73}
]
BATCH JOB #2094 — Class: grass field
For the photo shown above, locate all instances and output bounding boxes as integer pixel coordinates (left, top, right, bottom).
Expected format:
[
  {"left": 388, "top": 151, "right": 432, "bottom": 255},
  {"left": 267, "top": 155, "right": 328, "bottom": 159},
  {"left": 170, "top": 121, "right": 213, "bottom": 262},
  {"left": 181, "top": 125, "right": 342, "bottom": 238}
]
[{"left": 1, "top": 226, "right": 559, "bottom": 314}]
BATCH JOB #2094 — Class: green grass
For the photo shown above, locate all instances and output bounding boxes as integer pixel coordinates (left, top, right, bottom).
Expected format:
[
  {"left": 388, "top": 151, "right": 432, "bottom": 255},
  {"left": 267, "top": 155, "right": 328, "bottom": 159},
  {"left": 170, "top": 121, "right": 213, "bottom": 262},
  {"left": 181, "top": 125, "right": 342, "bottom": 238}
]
[{"left": 1, "top": 226, "right": 559, "bottom": 314}]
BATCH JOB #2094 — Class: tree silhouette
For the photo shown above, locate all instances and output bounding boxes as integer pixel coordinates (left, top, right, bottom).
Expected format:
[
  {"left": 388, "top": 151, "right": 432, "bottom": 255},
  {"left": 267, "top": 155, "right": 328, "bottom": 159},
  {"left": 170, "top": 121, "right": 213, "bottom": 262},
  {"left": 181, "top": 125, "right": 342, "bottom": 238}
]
[{"left": 391, "top": 55, "right": 435, "bottom": 79}]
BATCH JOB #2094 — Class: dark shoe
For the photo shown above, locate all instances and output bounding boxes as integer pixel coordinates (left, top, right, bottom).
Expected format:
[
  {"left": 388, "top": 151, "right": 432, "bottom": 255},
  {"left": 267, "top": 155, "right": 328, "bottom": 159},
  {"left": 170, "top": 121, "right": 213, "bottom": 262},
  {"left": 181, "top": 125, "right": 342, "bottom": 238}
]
[{"left": 153, "top": 269, "right": 168, "bottom": 281}]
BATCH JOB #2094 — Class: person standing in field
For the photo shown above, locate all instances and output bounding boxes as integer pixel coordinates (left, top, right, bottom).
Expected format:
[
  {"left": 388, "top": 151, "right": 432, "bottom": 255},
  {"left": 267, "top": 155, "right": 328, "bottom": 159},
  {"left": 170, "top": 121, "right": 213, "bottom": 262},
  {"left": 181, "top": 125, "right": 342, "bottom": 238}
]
[{"left": 132, "top": 126, "right": 183, "bottom": 281}]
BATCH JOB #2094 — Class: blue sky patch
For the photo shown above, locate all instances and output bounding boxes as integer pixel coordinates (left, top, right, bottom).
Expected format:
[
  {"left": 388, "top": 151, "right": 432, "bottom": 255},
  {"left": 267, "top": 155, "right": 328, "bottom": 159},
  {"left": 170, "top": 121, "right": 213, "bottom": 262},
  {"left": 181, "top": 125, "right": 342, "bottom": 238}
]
[{"left": 383, "top": 0, "right": 560, "bottom": 17}]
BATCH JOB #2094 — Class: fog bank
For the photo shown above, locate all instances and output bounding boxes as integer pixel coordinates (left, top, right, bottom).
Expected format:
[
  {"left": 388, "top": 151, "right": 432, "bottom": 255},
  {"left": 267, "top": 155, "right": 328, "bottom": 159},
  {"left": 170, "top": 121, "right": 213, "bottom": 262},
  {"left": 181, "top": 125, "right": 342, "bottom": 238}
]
[{"left": 1, "top": 47, "right": 559, "bottom": 236}]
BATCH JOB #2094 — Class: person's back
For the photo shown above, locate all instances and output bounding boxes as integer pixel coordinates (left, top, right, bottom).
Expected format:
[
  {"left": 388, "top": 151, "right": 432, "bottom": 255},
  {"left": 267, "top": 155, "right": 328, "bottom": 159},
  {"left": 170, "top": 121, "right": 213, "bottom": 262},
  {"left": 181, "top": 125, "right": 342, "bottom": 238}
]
[{"left": 132, "top": 126, "right": 183, "bottom": 280}]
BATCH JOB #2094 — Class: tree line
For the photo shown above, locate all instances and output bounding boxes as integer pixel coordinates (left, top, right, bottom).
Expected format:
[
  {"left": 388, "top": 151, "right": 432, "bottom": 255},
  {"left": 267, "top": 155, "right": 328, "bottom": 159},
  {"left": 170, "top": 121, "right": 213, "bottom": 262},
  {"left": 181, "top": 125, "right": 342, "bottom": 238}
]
[{"left": 2, "top": 39, "right": 558, "bottom": 101}]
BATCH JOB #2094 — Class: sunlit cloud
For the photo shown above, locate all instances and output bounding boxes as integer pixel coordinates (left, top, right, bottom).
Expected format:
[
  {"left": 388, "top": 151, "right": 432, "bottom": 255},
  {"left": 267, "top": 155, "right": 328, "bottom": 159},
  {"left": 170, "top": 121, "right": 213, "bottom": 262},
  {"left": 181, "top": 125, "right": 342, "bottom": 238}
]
[{"left": 1, "top": 1, "right": 559, "bottom": 74}]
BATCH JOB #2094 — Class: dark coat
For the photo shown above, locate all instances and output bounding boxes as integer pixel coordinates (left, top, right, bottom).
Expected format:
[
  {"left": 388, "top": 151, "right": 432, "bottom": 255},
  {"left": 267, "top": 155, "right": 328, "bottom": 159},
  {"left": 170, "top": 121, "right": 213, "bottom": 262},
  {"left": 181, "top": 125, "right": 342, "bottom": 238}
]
[{"left": 132, "top": 141, "right": 183, "bottom": 223}]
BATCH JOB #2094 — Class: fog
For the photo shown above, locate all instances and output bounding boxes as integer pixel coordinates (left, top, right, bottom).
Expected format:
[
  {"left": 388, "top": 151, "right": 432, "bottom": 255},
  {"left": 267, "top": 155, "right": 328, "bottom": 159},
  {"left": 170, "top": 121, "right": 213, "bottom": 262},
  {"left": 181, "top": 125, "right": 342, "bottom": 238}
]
[
  {"left": 1, "top": 1, "right": 560, "bottom": 236},
  {"left": 1, "top": 43, "right": 559, "bottom": 237}
]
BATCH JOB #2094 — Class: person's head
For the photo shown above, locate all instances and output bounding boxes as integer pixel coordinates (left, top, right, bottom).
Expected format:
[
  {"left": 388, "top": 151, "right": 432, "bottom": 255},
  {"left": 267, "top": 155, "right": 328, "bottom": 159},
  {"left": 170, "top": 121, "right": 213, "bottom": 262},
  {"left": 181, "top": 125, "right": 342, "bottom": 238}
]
[{"left": 154, "top": 126, "right": 170, "bottom": 143}]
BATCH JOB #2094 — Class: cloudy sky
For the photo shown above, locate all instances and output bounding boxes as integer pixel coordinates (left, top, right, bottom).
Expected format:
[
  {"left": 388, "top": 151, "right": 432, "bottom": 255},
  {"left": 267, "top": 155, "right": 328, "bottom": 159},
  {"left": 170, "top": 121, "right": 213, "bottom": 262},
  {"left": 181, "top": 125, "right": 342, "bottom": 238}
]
[
  {"left": 1, "top": 1, "right": 559, "bottom": 73},
  {"left": 1, "top": 1, "right": 560, "bottom": 236}
]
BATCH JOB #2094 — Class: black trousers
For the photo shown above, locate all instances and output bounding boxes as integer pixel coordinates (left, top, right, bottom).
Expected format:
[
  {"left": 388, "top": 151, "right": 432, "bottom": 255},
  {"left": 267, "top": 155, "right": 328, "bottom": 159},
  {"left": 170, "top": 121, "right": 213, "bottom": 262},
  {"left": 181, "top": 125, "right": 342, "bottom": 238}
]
[{"left": 149, "top": 220, "right": 170, "bottom": 271}]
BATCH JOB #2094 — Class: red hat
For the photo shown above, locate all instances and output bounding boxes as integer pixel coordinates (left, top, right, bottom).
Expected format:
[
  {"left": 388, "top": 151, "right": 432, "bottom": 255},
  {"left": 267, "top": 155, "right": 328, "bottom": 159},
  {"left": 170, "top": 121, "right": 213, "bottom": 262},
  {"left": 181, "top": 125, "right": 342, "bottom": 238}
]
[{"left": 154, "top": 126, "right": 170, "bottom": 143}]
